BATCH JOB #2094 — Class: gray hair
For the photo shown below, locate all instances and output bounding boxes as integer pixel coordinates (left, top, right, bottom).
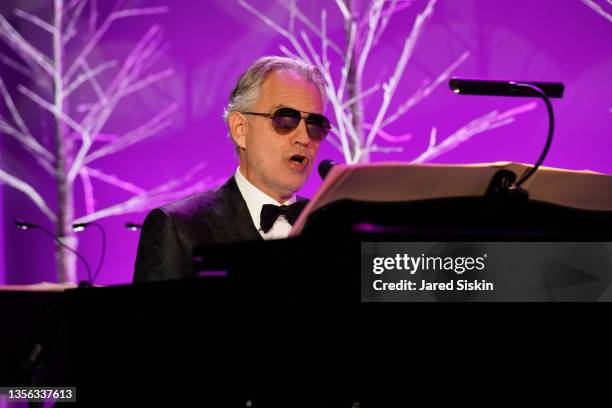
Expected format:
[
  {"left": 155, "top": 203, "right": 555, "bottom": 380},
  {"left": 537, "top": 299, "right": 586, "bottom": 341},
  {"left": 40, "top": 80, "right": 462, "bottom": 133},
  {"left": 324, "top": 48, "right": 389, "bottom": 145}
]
[{"left": 223, "top": 56, "right": 327, "bottom": 150}]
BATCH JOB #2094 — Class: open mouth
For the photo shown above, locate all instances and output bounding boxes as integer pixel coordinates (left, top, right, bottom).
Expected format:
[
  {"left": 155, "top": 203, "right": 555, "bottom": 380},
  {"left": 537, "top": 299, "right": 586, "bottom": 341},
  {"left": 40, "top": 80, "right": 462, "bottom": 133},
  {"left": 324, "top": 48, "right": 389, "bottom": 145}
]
[
  {"left": 289, "top": 154, "right": 307, "bottom": 165},
  {"left": 287, "top": 154, "right": 309, "bottom": 170}
]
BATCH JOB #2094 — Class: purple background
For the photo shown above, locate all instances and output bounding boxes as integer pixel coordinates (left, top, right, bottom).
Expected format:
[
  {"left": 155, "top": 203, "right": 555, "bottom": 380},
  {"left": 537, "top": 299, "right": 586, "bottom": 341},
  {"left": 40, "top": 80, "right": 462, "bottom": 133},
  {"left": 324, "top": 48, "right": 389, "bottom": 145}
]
[{"left": 1, "top": 0, "right": 611, "bottom": 285}]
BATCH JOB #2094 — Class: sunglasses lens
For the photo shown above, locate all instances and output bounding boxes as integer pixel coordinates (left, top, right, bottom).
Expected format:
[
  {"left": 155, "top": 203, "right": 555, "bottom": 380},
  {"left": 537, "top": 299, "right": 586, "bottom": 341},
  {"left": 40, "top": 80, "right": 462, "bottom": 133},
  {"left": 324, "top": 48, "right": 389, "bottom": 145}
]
[
  {"left": 271, "top": 108, "right": 331, "bottom": 141},
  {"left": 306, "top": 115, "right": 331, "bottom": 141},
  {"left": 272, "top": 108, "right": 301, "bottom": 134}
]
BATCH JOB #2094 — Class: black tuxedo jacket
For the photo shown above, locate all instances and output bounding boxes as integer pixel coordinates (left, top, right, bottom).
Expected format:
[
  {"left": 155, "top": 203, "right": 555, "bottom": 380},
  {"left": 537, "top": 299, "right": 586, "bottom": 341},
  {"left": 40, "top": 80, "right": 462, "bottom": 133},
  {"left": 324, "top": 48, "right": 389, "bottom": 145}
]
[{"left": 133, "top": 176, "right": 307, "bottom": 282}]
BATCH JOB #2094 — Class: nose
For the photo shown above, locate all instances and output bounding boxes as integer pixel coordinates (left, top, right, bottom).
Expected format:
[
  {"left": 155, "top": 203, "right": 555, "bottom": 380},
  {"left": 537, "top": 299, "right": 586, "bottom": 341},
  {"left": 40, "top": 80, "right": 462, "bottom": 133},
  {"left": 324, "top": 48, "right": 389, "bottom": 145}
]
[{"left": 292, "top": 118, "right": 311, "bottom": 146}]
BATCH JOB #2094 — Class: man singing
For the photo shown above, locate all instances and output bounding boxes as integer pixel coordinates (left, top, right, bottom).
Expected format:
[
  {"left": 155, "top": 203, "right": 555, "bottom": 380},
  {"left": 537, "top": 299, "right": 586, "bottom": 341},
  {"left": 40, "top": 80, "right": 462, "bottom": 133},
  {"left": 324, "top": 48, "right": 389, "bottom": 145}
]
[{"left": 133, "top": 56, "right": 331, "bottom": 282}]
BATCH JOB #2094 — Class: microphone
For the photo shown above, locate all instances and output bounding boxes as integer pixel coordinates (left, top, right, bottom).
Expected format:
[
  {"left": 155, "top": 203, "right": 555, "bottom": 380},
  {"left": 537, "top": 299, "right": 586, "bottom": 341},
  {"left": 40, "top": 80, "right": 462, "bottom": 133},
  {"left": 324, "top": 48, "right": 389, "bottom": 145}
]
[
  {"left": 318, "top": 159, "right": 337, "bottom": 180},
  {"left": 449, "top": 78, "right": 564, "bottom": 98}
]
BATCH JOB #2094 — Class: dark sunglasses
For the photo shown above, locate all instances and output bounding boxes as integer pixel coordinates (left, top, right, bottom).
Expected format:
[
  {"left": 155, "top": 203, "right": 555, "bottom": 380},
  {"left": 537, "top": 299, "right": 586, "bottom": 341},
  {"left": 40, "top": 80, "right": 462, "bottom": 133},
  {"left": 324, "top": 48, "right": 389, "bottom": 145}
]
[{"left": 242, "top": 107, "right": 331, "bottom": 141}]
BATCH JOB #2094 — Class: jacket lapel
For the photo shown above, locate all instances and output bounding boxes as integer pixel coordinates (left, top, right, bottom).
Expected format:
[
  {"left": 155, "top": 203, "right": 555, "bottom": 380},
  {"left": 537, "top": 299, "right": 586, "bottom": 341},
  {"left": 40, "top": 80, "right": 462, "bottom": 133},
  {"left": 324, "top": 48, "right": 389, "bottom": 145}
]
[{"left": 205, "top": 177, "right": 263, "bottom": 243}]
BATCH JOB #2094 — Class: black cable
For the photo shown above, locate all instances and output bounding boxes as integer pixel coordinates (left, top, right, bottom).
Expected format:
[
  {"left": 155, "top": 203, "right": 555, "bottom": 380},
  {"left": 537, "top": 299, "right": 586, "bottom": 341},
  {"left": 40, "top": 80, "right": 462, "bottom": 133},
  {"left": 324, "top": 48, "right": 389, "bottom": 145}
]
[
  {"left": 511, "top": 82, "right": 555, "bottom": 187},
  {"left": 16, "top": 221, "right": 93, "bottom": 284},
  {"left": 87, "top": 223, "right": 106, "bottom": 284}
]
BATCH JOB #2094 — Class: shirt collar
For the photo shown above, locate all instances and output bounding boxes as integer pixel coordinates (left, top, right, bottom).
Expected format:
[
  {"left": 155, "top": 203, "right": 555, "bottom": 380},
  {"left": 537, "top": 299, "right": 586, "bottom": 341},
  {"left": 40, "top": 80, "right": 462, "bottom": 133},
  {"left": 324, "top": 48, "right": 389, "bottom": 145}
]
[{"left": 234, "top": 167, "right": 296, "bottom": 231}]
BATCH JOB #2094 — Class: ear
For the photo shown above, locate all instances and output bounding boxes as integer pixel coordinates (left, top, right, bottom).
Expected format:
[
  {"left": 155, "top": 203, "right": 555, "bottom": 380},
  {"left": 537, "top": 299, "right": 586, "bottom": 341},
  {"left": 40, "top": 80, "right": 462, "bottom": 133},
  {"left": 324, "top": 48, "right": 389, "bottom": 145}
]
[{"left": 228, "top": 111, "right": 247, "bottom": 150}]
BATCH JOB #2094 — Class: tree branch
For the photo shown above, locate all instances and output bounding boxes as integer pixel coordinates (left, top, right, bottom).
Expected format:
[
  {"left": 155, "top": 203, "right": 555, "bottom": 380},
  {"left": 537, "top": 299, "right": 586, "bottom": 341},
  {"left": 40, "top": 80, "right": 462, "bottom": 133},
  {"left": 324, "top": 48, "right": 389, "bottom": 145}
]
[
  {"left": 582, "top": 0, "right": 612, "bottom": 22},
  {"left": 381, "top": 50, "right": 469, "bottom": 128},
  {"left": 239, "top": 0, "right": 313, "bottom": 64},
  {"left": 62, "top": 0, "right": 89, "bottom": 45},
  {"left": 0, "top": 77, "right": 54, "bottom": 161},
  {"left": 68, "top": 26, "right": 168, "bottom": 184},
  {"left": 79, "top": 166, "right": 96, "bottom": 214},
  {"left": 0, "top": 119, "right": 55, "bottom": 174},
  {"left": 71, "top": 163, "right": 209, "bottom": 225},
  {"left": 365, "top": 0, "right": 437, "bottom": 149},
  {"left": 84, "top": 102, "right": 178, "bottom": 164},
  {"left": 0, "top": 13, "right": 54, "bottom": 76},
  {"left": 119, "top": 68, "right": 174, "bottom": 98},
  {"left": 288, "top": 0, "right": 297, "bottom": 34},
  {"left": 17, "top": 84, "right": 86, "bottom": 135},
  {"left": 65, "top": 0, "right": 85, "bottom": 13},
  {"left": 365, "top": 144, "right": 404, "bottom": 154},
  {"left": 278, "top": 44, "right": 300, "bottom": 60},
  {"left": 325, "top": 129, "right": 344, "bottom": 153},
  {"left": 0, "top": 52, "right": 36, "bottom": 79},
  {"left": 84, "top": 166, "right": 146, "bottom": 195},
  {"left": 63, "top": 6, "right": 169, "bottom": 83},
  {"left": 63, "top": 60, "right": 117, "bottom": 98},
  {"left": 81, "top": 59, "right": 109, "bottom": 106},
  {"left": 362, "top": 122, "right": 413, "bottom": 143},
  {"left": 337, "top": 20, "right": 357, "bottom": 102},
  {"left": 334, "top": 0, "right": 351, "bottom": 21},
  {"left": 411, "top": 102, "right": 537, "bottom": 163},
  {"left": 356, "top": 0, "right": 384, "bottom": 83},
  {"left": 326, "top": 88, "right": 353, "bottom": 162},
  {"left": 278, "top": 0, "right": 344, "bottom": 57},
  {"left": 14, "top": 8, "right": 55, "bottom": 34},
  {"left": 0, "top": 168, "right": 56, "bottom": 222},
  {"left": 372, "top": 0, "right": 415, "bottom": 46},
  {"left": 342, "top": 83, "right": 380, "bottom": 109},
  {"left": 89, "top": 0, "right": 98, "bottom": 35},
  {"left": 320, "top": 9, "right": 328, "bottom": 71},
  {"left": 71, "top": 183, "right": 207, "bottom": 225},
  {"left": 81, "top": 25, "right": 164, "bottom": 135},
  {"left": 297, "top": 27, "right": 358, "bottom": 161}
]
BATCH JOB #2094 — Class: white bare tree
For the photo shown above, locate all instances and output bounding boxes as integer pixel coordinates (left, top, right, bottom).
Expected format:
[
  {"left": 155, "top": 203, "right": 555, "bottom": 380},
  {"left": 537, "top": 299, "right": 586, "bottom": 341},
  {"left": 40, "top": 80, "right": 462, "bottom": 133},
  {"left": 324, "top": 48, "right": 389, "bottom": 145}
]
[
  {"left": 240, "top": 0, "right": 536, "bottom": 164},
  {"left": 0, "top": 0, "right": 209, "bottom": 283}
]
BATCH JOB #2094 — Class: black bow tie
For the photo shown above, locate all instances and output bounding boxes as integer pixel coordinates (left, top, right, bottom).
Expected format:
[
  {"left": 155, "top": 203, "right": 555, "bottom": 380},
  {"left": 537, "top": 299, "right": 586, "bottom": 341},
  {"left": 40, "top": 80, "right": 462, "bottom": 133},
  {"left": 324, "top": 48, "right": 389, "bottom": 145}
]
[{"left": 260, "top": 201, "right": 307, "bottom": 233}]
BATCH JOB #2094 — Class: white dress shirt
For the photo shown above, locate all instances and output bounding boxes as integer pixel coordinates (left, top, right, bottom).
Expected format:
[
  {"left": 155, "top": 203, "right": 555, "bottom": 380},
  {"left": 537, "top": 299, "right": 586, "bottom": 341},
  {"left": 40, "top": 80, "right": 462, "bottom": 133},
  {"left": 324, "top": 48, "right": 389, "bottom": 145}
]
[{"left": 234, "top": 168, "right": 296, "bottom": 240}]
